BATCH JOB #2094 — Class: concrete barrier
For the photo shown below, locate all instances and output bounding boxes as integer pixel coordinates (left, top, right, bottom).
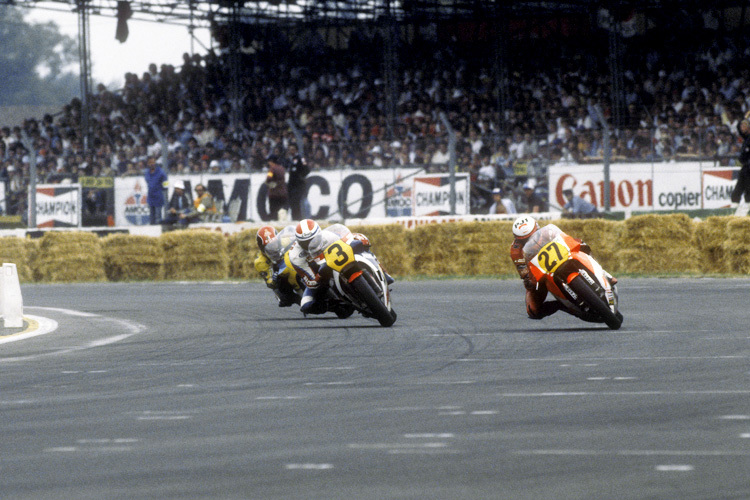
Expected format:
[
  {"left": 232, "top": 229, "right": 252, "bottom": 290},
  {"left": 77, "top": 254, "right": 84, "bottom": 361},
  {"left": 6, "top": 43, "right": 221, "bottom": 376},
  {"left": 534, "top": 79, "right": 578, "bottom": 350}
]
[{"left": 1, "top": 263, "right": 23, "bottom": 327}]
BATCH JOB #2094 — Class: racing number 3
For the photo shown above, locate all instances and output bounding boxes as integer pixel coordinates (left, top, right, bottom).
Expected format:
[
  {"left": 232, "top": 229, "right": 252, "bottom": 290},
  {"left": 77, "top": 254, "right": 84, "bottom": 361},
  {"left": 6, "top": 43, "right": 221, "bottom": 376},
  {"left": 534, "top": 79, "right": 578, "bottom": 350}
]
[
  {"left": 326, "top": 243, "right": 351, "bottom": 269},
  {"left": 538, "top": 241, "right": 566, "bottom": 272}
]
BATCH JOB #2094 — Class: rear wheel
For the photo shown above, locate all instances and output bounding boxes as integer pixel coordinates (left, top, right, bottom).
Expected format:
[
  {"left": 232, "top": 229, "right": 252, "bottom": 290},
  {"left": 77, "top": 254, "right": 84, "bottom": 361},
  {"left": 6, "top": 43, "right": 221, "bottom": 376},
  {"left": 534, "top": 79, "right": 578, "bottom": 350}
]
[
  {"left": 568, "top": 275, "right": 622, "bottom": 330},
  {"left": 352, "top": 272, "right": 395, "bottom": 327}
]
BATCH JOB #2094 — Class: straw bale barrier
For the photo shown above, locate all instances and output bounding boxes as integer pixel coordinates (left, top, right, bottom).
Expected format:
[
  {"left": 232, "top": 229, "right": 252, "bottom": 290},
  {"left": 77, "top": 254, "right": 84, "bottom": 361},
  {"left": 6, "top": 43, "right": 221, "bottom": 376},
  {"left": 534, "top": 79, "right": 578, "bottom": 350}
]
[
  {"left": 102, "top": 234, "right": 164, "bottom": 281},
  {"left": 723, "top": 217, "right": 750, "bottom": 274},
  {"left": 25, "top": 238, "right": 40, "bottom": 280},
  {"left": 349, "top": 223, "right": 411, "bottom": 276},
  {"left": 160, "top": 229, "right": 229, "bottom": 280},
  {"left": 16, "top": 214, "right": 750, "bottom": 282},
  {"left": 555, "top": 219, "right": 625, "bottom": 273},
  {"left": 227, "top": 229, "right": 259, "bottom": 279},
  {"left": 32, "top": 231, "right": 106, "bottom": 282},
  {"left": 403, "top": 221, "right": 516, "bottom": 276},
  {"left": 0, "top": 236, "right": 33, "bottom": 282},
  {"left": 615, "top": 213, "right": 700, "bottom": 274},
  {"left": 693, "top": 216, "right": 734, "bottom": 274}
]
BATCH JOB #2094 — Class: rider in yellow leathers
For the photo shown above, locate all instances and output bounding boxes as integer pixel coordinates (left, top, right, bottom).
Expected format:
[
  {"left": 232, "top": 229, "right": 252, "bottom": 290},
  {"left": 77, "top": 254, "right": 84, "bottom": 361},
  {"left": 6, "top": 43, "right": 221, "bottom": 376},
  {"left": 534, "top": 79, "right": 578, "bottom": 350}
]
[{"left": 254, "top": 225, "right": 303, "bottom": 307}]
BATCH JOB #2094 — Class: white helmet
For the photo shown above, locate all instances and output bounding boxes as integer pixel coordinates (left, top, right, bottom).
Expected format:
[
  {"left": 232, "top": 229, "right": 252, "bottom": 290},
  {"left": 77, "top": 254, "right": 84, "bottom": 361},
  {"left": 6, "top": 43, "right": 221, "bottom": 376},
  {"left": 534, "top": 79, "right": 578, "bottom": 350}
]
[
  {"left": 295, "top": 219, "right": 322, "bottom": 251},
  {"left": 512, "top": 215, "right": 539, "bottom": 239}
]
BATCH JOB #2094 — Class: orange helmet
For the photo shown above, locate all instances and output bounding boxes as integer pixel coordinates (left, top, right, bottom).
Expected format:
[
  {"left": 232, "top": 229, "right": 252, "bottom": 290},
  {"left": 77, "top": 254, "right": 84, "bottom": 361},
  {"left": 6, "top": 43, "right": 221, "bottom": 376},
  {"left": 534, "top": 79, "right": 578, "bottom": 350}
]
[
  {"left": 512, "top": 215, "right": 539, "bottom": 240},
  {"left": 256, "top": 225, "right": 277, "bottom": 251}
]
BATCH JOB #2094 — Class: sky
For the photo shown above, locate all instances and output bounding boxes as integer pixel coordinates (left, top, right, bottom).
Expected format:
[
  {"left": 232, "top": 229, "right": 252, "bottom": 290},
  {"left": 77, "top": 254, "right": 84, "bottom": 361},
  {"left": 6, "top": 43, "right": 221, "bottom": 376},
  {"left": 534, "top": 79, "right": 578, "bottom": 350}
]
[{"left": 25, "top": 7, "right": 212, "bottom": 89}]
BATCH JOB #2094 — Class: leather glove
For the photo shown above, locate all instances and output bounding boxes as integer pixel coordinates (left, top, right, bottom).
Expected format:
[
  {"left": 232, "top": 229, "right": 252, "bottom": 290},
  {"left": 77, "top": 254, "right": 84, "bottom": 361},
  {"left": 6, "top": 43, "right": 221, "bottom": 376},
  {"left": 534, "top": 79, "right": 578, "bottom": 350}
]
[
  {"left": 520, "top": 268, "right": 535, "bottom": 291},
  {"left": 303, "top": 274, "right": 320, "bottom": 289},
  {"left": 523, "top": 274, "right": 535, "bottom": 291},
  {"left": 268, "top": 271, "right": 279, "bottom": 289}
]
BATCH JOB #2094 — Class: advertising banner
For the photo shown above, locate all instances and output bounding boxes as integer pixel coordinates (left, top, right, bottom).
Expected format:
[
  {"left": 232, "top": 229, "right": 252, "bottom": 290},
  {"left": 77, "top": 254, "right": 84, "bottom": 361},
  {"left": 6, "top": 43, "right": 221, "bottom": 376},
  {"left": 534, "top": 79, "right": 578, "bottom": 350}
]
[
  {"left": 33, "top": 184, "right": 81, "bottom": 228},
  {"left": 248, "top": 168, "right": 421, "bottom": 222},
  {"left": 411, "top": 174, "right": 470, "bottom": 216},
  {"left": 115, "top": 174, "right": 252, "bottom": 226},
  {"left": 549, "top": 162, "right": 707, "bottom": 211},
  {"left": 114, "top": 168, "right": 473, "bottom": 225},
  {"left": 702, "top": 167, "right": 740, "bottom": 209}
]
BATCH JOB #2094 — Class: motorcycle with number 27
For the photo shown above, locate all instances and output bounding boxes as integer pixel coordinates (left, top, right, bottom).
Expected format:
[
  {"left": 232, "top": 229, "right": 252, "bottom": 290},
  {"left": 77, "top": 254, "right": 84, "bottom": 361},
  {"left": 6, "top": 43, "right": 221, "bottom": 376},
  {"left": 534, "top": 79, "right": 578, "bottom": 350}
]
[
  {"left": 524, "top": 224, "right": 623, "bottom": 330},
  {"left": 318, "top": 235, "right": 397, "bottom": 327}
]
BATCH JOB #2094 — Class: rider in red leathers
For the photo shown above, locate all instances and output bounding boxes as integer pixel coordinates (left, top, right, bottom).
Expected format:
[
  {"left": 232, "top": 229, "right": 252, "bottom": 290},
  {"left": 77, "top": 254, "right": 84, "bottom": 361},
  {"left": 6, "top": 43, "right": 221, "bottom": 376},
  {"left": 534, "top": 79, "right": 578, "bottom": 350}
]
[{"left": 510, "top": 215, "right": 615, "bottom": 320}]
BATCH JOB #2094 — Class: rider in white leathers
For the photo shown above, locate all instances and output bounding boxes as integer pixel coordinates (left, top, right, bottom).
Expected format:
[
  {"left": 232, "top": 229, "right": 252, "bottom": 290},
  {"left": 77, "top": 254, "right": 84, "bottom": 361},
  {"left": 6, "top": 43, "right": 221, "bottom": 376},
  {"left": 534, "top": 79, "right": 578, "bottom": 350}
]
[{"left": 288, "top": 219, "right": 392, "bottom": 315}]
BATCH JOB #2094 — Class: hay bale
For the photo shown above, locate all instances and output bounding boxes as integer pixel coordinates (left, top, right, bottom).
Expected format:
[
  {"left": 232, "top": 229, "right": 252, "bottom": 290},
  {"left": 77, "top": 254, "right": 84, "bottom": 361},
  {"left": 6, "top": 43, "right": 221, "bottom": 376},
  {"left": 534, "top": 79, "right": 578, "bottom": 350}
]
[
  {"left": 102, "top": 234, "right": 164, "bottom": 281},
  {"left": 556, "top": 219, "right": 624, "bottom": 273},
  {"left": 348, "top": 223, "right": 411, "bottom": 276},
  {"left": 25, "top": 238, "right": 41, "bottom": 281},
  {"left": 723, "top": 217, "right": 750, "bottom": 274},
  {"left": 615, "top": 213, "right": 699, "bottom": 274},
  {"left": 160, "top": 229, "right": 229, "bottom": 281},
  {"left": 694, "top": 216, "right": 734, "bottom": 274},
  {"left": 227, "top": 229, "right": 259, "bottom": 279},
  {"left": 404, "top": 221, "right": 516, "bottom": 277},
  {"left": 33, "top": 231, "right": 106, "bottom": 282},
  {"left": 0, "top": 236, "right": 33, "bottom": 282}
]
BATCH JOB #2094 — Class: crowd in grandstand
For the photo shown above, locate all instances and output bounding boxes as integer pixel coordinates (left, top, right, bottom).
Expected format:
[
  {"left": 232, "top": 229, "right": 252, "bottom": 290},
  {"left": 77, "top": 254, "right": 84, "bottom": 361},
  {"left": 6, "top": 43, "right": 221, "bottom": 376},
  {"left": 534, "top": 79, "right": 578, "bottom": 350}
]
[{"left": 2, "top": 18, "right": 750, "bottom": 217}]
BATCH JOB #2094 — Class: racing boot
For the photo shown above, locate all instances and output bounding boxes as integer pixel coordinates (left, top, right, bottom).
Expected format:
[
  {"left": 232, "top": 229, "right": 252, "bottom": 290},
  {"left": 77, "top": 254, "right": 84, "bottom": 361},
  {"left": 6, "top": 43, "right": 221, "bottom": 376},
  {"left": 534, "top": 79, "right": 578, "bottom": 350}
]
[
  {"left": 300, "top": 287, "right": 329, "bottom": 316},
  {"left": 274, "top": 289, "right": 294, "bottom": 307}
]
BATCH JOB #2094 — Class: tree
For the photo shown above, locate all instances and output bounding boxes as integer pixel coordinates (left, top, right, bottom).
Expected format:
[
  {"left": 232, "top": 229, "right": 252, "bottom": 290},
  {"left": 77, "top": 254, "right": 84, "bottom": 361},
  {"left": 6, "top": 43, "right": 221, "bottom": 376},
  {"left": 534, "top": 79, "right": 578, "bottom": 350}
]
[{"left": 0, "top": 5, "right": 79, "bottom": 106}]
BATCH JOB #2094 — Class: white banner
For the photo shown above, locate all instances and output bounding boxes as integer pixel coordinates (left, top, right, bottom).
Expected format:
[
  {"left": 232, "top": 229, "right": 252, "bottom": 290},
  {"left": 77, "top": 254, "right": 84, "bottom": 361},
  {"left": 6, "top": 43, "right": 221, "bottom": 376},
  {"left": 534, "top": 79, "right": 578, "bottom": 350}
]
[
  {"left": 702, "top": 167, "right": 739, "bottom": 209},
  {"left": 549, "top": 162, "right": 713, "bottom": 211},
  {"left": 248, "top": 168, "right": 421, "bottom": 221},
  {"left": 33, "top": 184, "right": 81, "bottom": 228},
  {"left": 115, "top": 174, "right": 252, "bottom": 226},
  {"left": 411, "top": 173, "right": 470, "bottom": 216},
  {"left": 114, "top": 168, "right": 473, "bottom": 225}
]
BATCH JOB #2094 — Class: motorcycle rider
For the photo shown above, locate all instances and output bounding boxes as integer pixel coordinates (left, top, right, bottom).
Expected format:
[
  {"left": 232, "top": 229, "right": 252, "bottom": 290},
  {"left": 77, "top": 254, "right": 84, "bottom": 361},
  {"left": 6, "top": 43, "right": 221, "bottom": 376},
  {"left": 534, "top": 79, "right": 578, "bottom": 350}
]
[
  {"left": 509, "top": 215, "right": 616, "bottom": 320},
  {"left": 288, "top": 219, "right": 391, "bottom": 315},
  {"left": 254, "top": 224, "right": 302, "bottom": 307}
]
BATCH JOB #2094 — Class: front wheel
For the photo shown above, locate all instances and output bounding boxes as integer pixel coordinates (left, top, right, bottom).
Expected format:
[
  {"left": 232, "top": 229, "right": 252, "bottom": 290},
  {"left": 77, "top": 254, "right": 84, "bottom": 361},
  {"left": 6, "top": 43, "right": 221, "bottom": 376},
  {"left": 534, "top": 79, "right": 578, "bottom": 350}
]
[
  {"left": 352, "top": 273, "right": 395, "bottom": 327},
  {"left": 568, "top": 275, "right": 622, "bottom": 330}
]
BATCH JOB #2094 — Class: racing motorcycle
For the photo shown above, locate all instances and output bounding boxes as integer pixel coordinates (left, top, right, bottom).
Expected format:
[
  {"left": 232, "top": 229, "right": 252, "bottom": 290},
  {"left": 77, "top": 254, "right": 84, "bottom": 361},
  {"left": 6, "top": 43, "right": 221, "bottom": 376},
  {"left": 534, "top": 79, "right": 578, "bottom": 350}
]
[
  {"left": 318, "top": 236, "right": 397, "bottom": 327},
  {"left": 524, "top": 224, "right": 622, "bottom": 330}
]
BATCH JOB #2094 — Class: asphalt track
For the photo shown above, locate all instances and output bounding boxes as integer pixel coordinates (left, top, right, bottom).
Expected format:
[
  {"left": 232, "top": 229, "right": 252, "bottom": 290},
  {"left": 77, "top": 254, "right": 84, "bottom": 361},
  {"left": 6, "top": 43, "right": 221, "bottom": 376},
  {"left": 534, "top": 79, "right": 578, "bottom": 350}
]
[{"left": 1, "top": 278, "right": 750, "bottom": 500}]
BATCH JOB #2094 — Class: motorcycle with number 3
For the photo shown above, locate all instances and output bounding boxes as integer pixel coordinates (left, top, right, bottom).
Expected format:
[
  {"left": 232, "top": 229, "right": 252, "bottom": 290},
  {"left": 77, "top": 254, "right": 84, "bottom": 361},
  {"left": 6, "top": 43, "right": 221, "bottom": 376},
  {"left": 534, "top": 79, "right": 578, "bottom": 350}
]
[
  {"left": 524, "top": 224, "right": 623, "bottom": 330},
  {"left": 318, "top": 236, "right": 397, "bottom": 327}
]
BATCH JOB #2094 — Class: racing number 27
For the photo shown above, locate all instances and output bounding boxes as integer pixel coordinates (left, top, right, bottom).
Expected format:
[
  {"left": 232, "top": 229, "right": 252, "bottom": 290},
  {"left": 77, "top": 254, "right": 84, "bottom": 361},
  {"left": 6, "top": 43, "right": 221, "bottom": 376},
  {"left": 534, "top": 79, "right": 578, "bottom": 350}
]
[{"left": 538, "top": 241, "right": 565, "bottom": 272}]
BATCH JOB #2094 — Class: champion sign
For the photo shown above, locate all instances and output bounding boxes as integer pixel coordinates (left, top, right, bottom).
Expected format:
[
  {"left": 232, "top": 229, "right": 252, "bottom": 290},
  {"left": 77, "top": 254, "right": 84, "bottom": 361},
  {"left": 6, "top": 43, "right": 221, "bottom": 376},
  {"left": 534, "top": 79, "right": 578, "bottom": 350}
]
[
  {"left": 702, "top": 168, "right": 740, "bottom": 209},
  {"left": 412, "top": 174, "right": 470, "bottom": 216},
  {"left": 33, "top": 184, "right": 81, "bottom": 228}
]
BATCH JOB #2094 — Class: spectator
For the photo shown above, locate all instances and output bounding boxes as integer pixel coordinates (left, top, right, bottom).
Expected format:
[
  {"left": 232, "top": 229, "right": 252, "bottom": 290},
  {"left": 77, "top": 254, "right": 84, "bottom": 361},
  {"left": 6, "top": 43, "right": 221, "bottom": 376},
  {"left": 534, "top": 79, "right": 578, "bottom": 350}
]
[
  {"left": 183, "top": 183, "right": 217, "bottom": 223},
  {"left": 286, "top": 149, "right": 310, "bottom": 220},
  {"left": 144, "top": 158, "right": 168, "bottom": 225},
  {"left": 562, "top": 189, "right": 599, "bottom": 218},
  {"left": 265, "top": 155, "right": 288, "bottom": 221},
  {"left": 163, "top": 180, "right": 191, "bottom": 226},
  {"left": 516, "top": 182, "right": 546, "bottom": 213},
  {"left": 488, "top": 187, "right": 517, "bottom": 215}
]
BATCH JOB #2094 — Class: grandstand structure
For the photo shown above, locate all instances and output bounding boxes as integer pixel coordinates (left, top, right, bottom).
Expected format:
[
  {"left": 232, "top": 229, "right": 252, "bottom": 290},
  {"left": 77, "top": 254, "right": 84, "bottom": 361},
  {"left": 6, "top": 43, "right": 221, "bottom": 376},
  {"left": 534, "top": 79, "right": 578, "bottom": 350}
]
[
  {"left": 1, "top": 0, "right": 750, "bottom": 224},
  {"left": 6, "top": 0, "right": 750, "bottom": 145}
]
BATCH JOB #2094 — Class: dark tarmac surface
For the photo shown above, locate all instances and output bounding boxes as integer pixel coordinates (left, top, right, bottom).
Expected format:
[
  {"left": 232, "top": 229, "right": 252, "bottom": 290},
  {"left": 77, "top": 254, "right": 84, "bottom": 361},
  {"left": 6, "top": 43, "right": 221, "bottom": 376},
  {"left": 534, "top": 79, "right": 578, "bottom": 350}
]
[{"left": 1, "top": 278, "right": 749, "bottom": 500}]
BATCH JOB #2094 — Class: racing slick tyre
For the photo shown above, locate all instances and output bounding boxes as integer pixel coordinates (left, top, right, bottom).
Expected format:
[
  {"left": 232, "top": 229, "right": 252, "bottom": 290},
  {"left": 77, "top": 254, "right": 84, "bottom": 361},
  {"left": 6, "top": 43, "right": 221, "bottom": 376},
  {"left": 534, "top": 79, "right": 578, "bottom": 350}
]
[
  {"left": 352, "top": 272, "right": 396, "bottom": 327},
  {"left": 568, "top": 275, "right": 622, "bottom": 330}
]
